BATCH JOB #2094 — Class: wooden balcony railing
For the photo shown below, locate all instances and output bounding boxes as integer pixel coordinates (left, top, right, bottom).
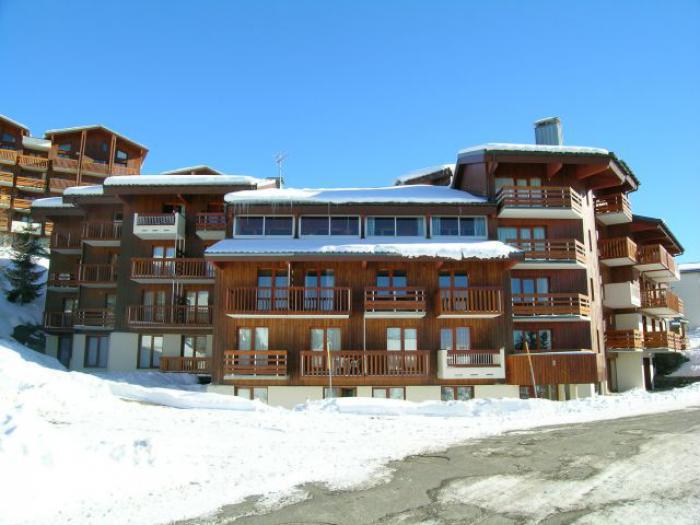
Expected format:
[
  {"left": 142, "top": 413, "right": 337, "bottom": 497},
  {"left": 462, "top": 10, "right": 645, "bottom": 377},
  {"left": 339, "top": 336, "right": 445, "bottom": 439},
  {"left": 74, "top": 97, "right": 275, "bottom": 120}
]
[
  {"left": 15, "top": 175, "right": 45, "bottom": 190},
  {"left": 50, "top": 231, "right": 81, "bottom": 250},
  {"left": 110, "top": 164, "right": 139, "bottom": 176},
  {"left": 44, "top": 311, "right": 75, "bottom": 330},
  {"left": 127, "top": 305, "right": 213, "bottom": 327},
  {"left": 135, "top": 213, "right": 178, "bottom": 226},
  {"left": 131, "top": 258, "right": 214, "bottom": 280},
  {"left": 13, "top": 197, "right": 34, "bottom": 210},
  {"left": 160, "top": 356, "right": 212, "bottom": 374},
  {"left": 364, "top": 287, "right": 426, "bottom": 314},
  {"left": 446, "top": 349, "right": 502, "bottom": 367},
  {"left": 81, "top": 158, "right": 110, "bottom": 175},
  {"left": 0, "top": 192, "right": 11, "bottom": 208},
  {"left": 196, "top": 212, "right": 226, "bottom": 230},
  {"left": 0, "top": 172, "right": 13, "bottom": 185},
  {"left": 47, "top": 271, "right": 80, "bottom": 288},
  {"left": 79, "top": 264, "right": 117, "bottom": 284},
  {"left": 640, "top": 288, "right": 683, "bottom": 314},
  {"left": 508, "top": 238, "right": 586, "bottom": 264},
  {"left": 599, "top": 237, "right": 638, "bottom": 262},
  {"left": 49, "top": 177, "right": 78, "bottom": 192},
  {"left": 52, "top": 157, "right": 79, "bottom": 171},
  {"left": 605, "top": 329, "right": 644, "bottom": 350},
  {"left": 300, "top": 350, "right": 431, "bottom": 377},
  {"left": 227, "top": 287, "right": 352, "bottom": 316},
  {"left": 644, "top": 331, "right": 685, "bottom": 351},
  {"left": 0, "top": 148, "right": 18, "bottom": 163},
  {"left": 638, "top": 244, "right": 678, "bottom": 274},
  {"left": 44, "top": 221, "right": 54, "bottom": 237},
  {"left": 436, "top": 287, "right": 503, "bottom": 316},
  {"left": 496, "top": 185, "right": 583, "bottom": 213},
  {"left": 223, "top": 351, "right": 288, "bottom": 376},
  {"left": 74, "top": 309, "right": 115, "bottom": 328},
  {"left": 17, "top": 154, "right": 49, "bottom": 170},
  {"left": 81, "top": 221, "right": 123, "bottom": 241},
  {"left": 512, "top": 293, "right": 591, "bottom": 317},
  {"left": 595, "top": 193, "right": 631, "bottom": 216}
]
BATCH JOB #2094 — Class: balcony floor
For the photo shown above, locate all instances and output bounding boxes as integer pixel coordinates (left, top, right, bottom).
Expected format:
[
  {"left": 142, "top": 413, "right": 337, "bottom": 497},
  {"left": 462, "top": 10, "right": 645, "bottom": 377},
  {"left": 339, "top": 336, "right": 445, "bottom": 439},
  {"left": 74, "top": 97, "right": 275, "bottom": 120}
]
[
  {"left": 498, "top": 208, "right": 582, "bottom": 219},
  {"left": 513, "top": 260, "right": 587, "bottom": 270},
  {"left": 513, "top": 314, "right": 591, "bottom": 322}
]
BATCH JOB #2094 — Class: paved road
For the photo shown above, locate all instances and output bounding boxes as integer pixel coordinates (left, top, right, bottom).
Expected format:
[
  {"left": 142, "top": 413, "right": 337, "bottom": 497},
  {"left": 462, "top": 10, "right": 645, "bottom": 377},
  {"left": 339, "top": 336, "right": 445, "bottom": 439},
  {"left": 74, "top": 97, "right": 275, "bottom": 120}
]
[{"left": 187, "top": 407, "right": 700, "bottom": 525}]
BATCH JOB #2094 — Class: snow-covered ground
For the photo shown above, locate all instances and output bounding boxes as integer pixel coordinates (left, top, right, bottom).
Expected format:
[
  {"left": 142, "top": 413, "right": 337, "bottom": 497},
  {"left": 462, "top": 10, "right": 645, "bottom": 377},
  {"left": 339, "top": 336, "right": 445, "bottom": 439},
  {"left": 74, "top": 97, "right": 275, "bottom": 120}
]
[{"left": 671, "top": 327, "right": 700, "bottom": 378}]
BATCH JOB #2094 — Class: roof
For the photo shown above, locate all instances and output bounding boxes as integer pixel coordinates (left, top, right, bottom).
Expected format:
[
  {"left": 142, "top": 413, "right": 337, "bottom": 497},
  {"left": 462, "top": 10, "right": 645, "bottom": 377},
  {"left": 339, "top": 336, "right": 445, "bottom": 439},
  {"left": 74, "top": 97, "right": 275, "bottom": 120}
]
[
  {"left": 632, "top": 214, "right": 684, "bottom": 255},
  {"left": 458, "top": 143, "right": 610, "bottom": 157},
  {"left": 225, "top": 185, "right": 487, "bottom": 206},
  {"left": 43, "top": 124, "right": 148, "bottom": 151},
  {"left": 22, "top": 136, "right": 51, "bottom": 151},
  {"left": 0, "top": 114, "right": 28, "bottom": 131},
  {"left": 105, "top": 174, "right": 265, "bottom": 188},
  {"left": 161, "top": 165, "right": 223, "bottom": 175},
  {"left": 680, "top": 263, "right": 700, "bottom": 273},
  {"left": 63, "top": 185, "right": 104, "bottom": 196},
  {"left": 395, "top": 164, "right": 455, "bottom": 185},
  {"left": 206, "top": 238, "right": 519, "bottom": 261},
  {"left": 31, "top": 197, "right": 74, "bottom": 209}
]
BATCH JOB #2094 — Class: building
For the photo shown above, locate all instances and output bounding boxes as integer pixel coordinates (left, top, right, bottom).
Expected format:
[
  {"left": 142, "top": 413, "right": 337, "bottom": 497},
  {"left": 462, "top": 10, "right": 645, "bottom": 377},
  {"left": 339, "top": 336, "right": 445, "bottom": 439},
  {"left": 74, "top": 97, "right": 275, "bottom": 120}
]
[
  {"left": 0, "top": 114, "right": 147, "bottom": 237},
  {"left": 673, "top": 263, "right": 700, "bottom": 329},
  {"left": 34, "top": 118, "right": 688, "bottom": 407}
]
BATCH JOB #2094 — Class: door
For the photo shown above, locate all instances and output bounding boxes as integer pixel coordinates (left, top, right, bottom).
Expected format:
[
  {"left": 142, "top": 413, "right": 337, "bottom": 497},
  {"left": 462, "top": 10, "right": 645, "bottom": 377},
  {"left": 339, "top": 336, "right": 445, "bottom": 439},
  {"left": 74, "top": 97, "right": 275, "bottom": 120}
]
[
  {"left": 153, "top": 245, "right": 176, "bottom": 276},
  {"left": 143, "top": 290, "right": 167, "bottom": 321},
  {"left": 185, "top": 290, "right": 209, "bottom": 324},
  {"left": 511, "top": 277, "right": 549, "bottom": 305},
  {"left": 257, "top": 269, "right": 288, "bottom": 311},
  {"left": 439, "top": 271, "right": 469, "bottom": 310},
  {"left": 305, "top": 269, "right": 335, "bottom": 311}
]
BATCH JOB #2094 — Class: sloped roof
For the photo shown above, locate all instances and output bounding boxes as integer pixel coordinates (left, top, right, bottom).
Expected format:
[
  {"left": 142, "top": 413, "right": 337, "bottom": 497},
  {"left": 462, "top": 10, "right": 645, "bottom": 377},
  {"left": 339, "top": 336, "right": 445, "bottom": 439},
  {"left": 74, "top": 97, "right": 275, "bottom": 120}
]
[
  {"left": 161, "top": 165, "right": 223, "bottom": 175},
  {"left": 0, "top": 114, "right": 29, "bottom": 131},
  {"left": 44, "top": 124, "right": 148, "bottom": 151}
]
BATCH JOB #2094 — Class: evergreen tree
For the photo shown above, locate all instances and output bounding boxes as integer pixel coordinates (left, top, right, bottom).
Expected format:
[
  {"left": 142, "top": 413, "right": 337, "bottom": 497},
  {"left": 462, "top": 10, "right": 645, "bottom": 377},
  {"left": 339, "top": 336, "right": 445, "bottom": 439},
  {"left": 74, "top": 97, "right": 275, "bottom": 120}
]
[{"left": 4, "top": 232, "right": 47, "bottom": 304}]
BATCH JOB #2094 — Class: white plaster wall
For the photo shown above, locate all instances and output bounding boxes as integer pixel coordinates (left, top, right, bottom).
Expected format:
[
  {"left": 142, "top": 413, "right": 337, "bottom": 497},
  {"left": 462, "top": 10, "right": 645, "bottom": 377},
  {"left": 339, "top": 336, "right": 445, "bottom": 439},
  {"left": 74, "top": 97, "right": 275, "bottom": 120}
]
[
  {"left": 206, "top": 384, "right": 236, "bottom": 395},
  {"left": 615, "top": 313, "right": 643, "bottom": 331},
  {"left": 474, "top": 384, "right": 520, "bottom": 399},
  {"left": 45, "top": 334, "right": 58, "bottom": 359},
  {"left": 615, "top": 352, "right": 645, "bottom": 391},
  {"left": 70, "top": 333, "right": 86, "bottom": 371},
  {"left": 356, "top": 386, "right": 373, "bottom": 398},
  {"left": 672, "top": 271, "right": 700, "bottom": 328},
  {"left": 405, "top": 385, "right": 441, "bottom": 402},
  {"left": 268, "top": 386, "right": 323, "bottom": 408},
  {"left": 573, "top": 383, "right": 596, "bottom": 398},
  {"left": 108, "top": 332, "right": 139, "bottom": 371}
]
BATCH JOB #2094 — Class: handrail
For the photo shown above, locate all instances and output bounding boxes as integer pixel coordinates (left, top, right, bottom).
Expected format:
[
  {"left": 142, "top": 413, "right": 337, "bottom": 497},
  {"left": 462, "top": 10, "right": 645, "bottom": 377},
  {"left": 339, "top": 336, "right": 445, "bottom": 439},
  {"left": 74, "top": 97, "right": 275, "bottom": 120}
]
[
  {"left": 49, "top": 177, "right": 78, "bottom": 191},
  {"left": 135, "top": 212, "right": 180, "bottom": 226},
  {"left": 160, "top": 356, "right": 211, "bottom": 373},
  {"left": 15, "top": 175, "right": 46, "bottom": 189},
  {"left": 17, "top": 154, "right": 49, "bottom": 170},
  {"left": 79, "top": 264, "right": 118, "bottom": 283},
  {"left": 127, "top": 305, "right": 213, "bottom": 326},
  {"left": 52, "top": 157, "right": 80, "bottom": 170},
  {"left": 82, "top": 221, "right": 123, "bottom": 240},
  {"left": 638, "top": 244, "right": 677, "bottom": 275},
  {"left": 436, "top": 287, "right": 502, "bottom": 315},
  {"left": 507, "top": 238, "right": 586, "bottom": 263},
  {"left": 512, "top": 293, "right": 591, "bottom": 316},
  {"left": 299, "top": 350, "right": 430, "bottom": 377},
  {"left": 446, "top": 349, "right": 501, "bottom": 367},
  {"left": 47, "top": 271, "right": 80, "bottom": 287},
  {"left": 223, "top": 350, "right": 287, "bottom": 376},
  {"left": 644, "top": 331, "right": 685, "bottom": 351},
  {"left": 640, "top": 288, "right": 683, "bottom": 314},
  {"left": 227, "top": 287, "right": 351, "bottom": 315},
  {"left": 110, "top": 164, "right": 139, "bottom": 176},
  {"left": 196, "top": 212, "right": 226, "bottom": 230},
  {"left": 44, "top": 311, "right": 75, "bottom": 329},
  {"left": 51, "top": 231, "right": 81, "bottom": 250},
  {"left": 81, "top": 157, "right": 110, "bottom": 175},
  {"left": 131, "top": 258, "right": 215, "bottom": 279},
  {"left": 0, "top": 148, "right": 18, "bottom": 163},
  {"left": 364, "top": 287, "right": 426, "bottom": 313},
  {"left": 605, "top": 329, "right": 643, "bottom": 350},
  {"left": 74, "top": 309, "right": 115, "bottom": 328},
  {"left": 595, "top": 193, "right": 631, "bottom": 215},
  {"left": 496, "top": 185, "right": 582, "bottom": 212},
  {"left": 599, "top": 237, "right": 638, "bottom": 261}
]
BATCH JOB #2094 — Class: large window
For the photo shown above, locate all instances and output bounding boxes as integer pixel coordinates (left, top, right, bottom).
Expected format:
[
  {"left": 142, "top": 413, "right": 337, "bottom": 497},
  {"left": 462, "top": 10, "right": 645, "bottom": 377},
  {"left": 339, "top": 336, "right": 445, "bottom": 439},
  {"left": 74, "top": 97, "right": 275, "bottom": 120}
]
[
  {"left": 182, "top": 335, "right": 207, "bottom": 357},
  {"left": 300, "top": 216, "right": 359, "bottom": 236},
  {"left": 138, "top": 335, "right": 163, "bottom": 369},
  {"left": 1, "top": 132, "right": 17, "bottom": 146},
  {"left": 431, "top": 217, "right": 486, "bottom": 238},
  {"left": 257, "top": 269, "right": 289, "bottom": 310},
  {"left": 511, "top": 277, "right": 549, "bottom": 302},
  {"left": 324, "top": 387, "right": 356, "bottom": 398},
  {"left": 238, "top": 327, "right": 269, "bottom": 351},
  {"left": 304, "top": 269, "right": 335, "bottom": 310},
  {"left": 513, "top": 329, "right": 552, "bottom": 352},
  {"left": 497, "top": 226, "right": 546, "bottom": 243},
  {"left": 310, "top": 328, "right": 341, "bottom": 352},
  {"left": 235, "top": 386, "right": 268, "bottom": 403},
  {"left": 372, "top": 387, "right": 405, "bottom": 399},
  {"left": 441, "top": 386, "right": 474, "bottom": 401},
  {"left": 84, "top": 335, "right": 109, "bottom": 368},
  {"left": 366, "top": 216, "right": 425, "bottom": 237},
  {"left": 234, "top": 216, "right": 293, "bottom": 237},
  {"left": 387, "top": 327, "right": 417, "bottom": 351},
  {"left": 440, "top": 327, "right": 471, "bottom": 351},
  {"left": 495, "top": 176, "right": 542, "bottom": 190}
]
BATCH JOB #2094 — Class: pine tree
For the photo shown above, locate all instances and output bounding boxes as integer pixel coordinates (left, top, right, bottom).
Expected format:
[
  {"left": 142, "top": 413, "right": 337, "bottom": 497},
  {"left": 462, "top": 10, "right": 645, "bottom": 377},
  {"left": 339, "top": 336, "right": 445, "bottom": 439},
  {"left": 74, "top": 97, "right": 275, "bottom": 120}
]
[{"left": 4, "top": 232, "right": 48, "bottom": 304}]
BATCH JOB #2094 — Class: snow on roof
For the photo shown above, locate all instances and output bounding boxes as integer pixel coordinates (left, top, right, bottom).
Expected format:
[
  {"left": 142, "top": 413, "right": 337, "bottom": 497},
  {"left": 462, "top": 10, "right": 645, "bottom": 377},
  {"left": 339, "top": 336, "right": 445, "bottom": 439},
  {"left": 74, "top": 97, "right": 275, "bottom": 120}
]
[
  {"left": 161, "top": 165, "right": 223, "bottom": 175},
  {"left": 206, "top": 238, "right": 518, "bottom": 261},
  {"left": 43, "top": 125, "right": 148, "bottom": 151},
  {"left": 104, "top": 174, "right": 265, "bottom": 187},
  {"left": 395, "top": 164, "right": 455, "bottom": 185},
  {"left": 458, "top": 143, "right": 609, "bottom": 157},
  {"left": 21, "top": 136, "right": 51, "bottom": 151},
  {"left": 680, "top": 263, "right": 700, "bottom": 273},
  {"left": 63, "top": 185, "right": 104, "bottom": 196},
  {"left": 225, "top": 184, "right": 487, "bottom": 205},
  {"left": 0, "top": 114, "right": 28, "bottom": 131},
  {"left": 31, "top": 197, "right": 74, "bottom": 209}
]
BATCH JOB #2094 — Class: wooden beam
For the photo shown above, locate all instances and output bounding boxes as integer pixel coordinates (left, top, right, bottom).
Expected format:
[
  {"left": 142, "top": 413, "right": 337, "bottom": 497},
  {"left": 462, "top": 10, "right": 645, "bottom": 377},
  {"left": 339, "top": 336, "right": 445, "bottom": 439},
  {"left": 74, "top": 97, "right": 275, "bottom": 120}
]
[
  {"left": 77, "top": 130, "right": 87, "bottom": 185},
  {"left": 545, "top": 162, "right": 563, "bottom": 179},
  {"left": 108, "top": 135, "right": 117, "bottom": 173},
  {"left": 575, "top": 162, "right": 610, "bottom": 179}
]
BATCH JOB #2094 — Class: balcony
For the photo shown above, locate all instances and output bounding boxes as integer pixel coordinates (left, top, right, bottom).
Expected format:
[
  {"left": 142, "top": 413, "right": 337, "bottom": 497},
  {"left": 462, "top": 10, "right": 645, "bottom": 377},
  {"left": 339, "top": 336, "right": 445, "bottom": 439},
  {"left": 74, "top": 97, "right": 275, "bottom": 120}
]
[
  {"left": 0, "top": 148, "right": 18, "bottom": 165},
  {"left": 81, "top": 158, "right": 110, "bottom": 176},
  {"left": 594, "top": 193, "right": 632, "bottom": 225},
  {"left": 15, "top": 175, "right": 46, "bottom": 193},
  {"left": 133, "top": 212, "right": 185, "bottom": 240},
  {"left": 73, "top": 309, "right": 115, "bottom": 330},
  {"left": 605, "top": 329, "right": 644, "bottom": 351},
  {"left": 127, "top": 305, "right": 213, "bottom": 328},
  {"left": 227, "top": 287, "right": 351, "bottom": 318},
  {"left": 437, "top": 349, "right": 505, "bottom": 380},
  {"left": 17, "top": 154, "right": 49, "bottom": 172},
  {"left": 640, "top": 289, "right": 684, "bottom": 317},
  {"left": 81, "top": 221, "right": 122, "bottom": 246},
  {"left": 299, "top": 350, "right": 431, "bottom": 377},
  {"left": 52, "top": 156, "right": 79, "bottom": 173},
  {"left": 110, "top": 164, "right": 139, "bottom": 176},
  {"left": 599, "top": 237, "right": 637, "bottom": 267},
  {"left": 50, "top": 231, "right": 82, "bottom": 254},
  {"left": 47, "top": 271, "right": 80, "bottom": 292},
  {"left": 0, "top": 191, "right": 11, "bottom": 208},
  {"left": 44, "top": 311, "right": 75, "bottom": 331},
  {"left": 635, "top": 244, "right": 679, "bottom": 282},
  {"left": 364, "top": 287, "right": 426, "bottom": 318},
  {"left": 644, "top": 331, "right": 686, "bottom": 352},
  {"left": 223, "top": 351, "right": 288, "bottom": 378},
  {"left": 435, "top": 287, "right": 503, "bottom": 318},
  {"left": 160, "top": 356, "right": 212, "bottom": 374},
  {"left": 78, "top": 264, "right": 118, "bottom": 287},
  {"left": 496, "top": 186, "right": 583, "bottom": 219},
  {"left": 0, "top": 171, "right": 13, "bottom": 187},
  {"left": 603, "top": 281, "right": 641, "bottom": 309},
  {"left": 130, "top": 258, "right": 215, "bottom": 284},
  {"left": 48, "top": 176, "right": 78, "bottom": 193},
  {"left": 510, "top": 239, "right": 586, "bottom": 269},
  {"left": 196, "top": 213, "right": 226, "bottom": 240},
  {"left": 10, "top": 220, "right": 42, "bottom": 235},
  {"left": 512, "top": 293, "right": 591, "bottom": 321},
  {"left": 13, "top": 197, "right": 34, "bottom": 212}
]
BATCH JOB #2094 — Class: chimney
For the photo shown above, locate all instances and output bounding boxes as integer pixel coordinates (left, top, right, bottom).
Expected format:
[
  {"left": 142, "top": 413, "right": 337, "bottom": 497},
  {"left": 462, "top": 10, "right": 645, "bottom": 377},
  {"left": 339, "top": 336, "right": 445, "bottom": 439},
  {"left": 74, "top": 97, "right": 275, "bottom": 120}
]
[{"left": 534, "top": 117, "right": 563, "bottom": 145}]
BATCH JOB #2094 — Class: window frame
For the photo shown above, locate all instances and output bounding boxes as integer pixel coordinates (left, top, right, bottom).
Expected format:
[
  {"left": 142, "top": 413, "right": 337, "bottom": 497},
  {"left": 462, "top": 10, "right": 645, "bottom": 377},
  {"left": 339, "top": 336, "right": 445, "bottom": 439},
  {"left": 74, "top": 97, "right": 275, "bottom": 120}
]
[
  {"left": 84, "top": 335, "right": 109, "bottom": 368},
  {"left": 365, "top": 216, "right": 426, "bottom": 238},
  {"left": 441, "top": 385, "right": 475, "bottom": 401},
  {"left": 235, "top": 386, "right": 268, "bottom": 403},
  {"left": 431, "top": 216, "right": 488, "bottom": 239},
  {"left": 439, "top": 326, "right": 471, "bottom": 351},
  {"left": 237, "top": 327, "right": 269, "bottom": 351},
  {"left": 233, "top": 215, "right": 295, "bottom": 238},
  {"left": 310, "top": 327, "right": 342, "bottom": 351},
  {"left": 372, "top": 387, "right": 406, "bottom": 400},
  {"left": 182, "top": 335, "right": 208, "bottom": 357},
  {"left": 298, "top": 215, "right": 361, "bottom": 237},
  {"left": 386, "top": 327, "right": 418, "bottom": 351},
  {"left": 513, "top": 328, "right": 552, "bottom": 352},
  {"left": 323, "top": 387, "right": 357, "bottom": 398},
  {"left": 138, "top": 334, "right": 164, "bottom": 369}
]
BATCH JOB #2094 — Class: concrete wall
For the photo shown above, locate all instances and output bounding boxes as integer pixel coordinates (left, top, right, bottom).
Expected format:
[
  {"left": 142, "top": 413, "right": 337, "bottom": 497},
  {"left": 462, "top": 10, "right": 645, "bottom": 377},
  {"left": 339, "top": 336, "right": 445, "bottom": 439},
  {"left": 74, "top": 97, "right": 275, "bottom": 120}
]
[
  {"left": 615, "top": 313, "right": 643, "bottom": 331},
  {"left": 615, "top": 352, "right": 645, "bottom": 391},
  {"left": 672, "top": 270, "right": 700, "bottom": 328},
  {"left": 268, "top": 386, "right": 323, "bottom": 408},
  {"left": 474, "top": 384, "right": 520, "bottom": 399},
  {"left": 108, "top": 332, "right": 139, "bottom": 371},
  {"left": 405, "top": 385, "right": 441, "bottom": 402}
]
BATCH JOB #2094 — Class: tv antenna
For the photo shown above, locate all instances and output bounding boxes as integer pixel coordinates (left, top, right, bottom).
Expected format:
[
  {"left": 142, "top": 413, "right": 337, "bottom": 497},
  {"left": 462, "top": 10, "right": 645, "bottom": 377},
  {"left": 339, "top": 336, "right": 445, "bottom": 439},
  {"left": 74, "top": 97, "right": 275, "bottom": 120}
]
[{"left": 274, "top": 152, "right": 287, "bottom": 188}]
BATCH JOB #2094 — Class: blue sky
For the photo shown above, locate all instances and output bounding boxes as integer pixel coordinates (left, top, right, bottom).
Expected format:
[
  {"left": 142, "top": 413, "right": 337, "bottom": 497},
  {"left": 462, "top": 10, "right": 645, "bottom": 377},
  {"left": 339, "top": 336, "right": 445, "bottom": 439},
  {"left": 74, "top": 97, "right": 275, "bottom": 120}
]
[{"left": 1, "top": 0, "right": 698, "bottom": 260}]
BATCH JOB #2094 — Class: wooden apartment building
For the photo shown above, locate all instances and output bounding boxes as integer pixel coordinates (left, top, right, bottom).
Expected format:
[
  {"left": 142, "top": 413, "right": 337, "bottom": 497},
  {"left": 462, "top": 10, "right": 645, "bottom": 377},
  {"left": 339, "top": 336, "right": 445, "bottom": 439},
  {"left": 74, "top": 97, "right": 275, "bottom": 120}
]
[{"left": 34, "top": 118, "right": 687, "bottom": 407}]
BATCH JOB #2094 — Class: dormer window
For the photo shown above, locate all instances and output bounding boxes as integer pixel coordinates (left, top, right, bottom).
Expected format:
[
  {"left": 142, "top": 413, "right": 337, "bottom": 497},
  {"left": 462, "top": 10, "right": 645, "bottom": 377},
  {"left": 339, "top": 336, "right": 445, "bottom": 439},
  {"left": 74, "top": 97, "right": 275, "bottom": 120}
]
[
  {"left": 366, "top": 216, "right": 425, "bottom": 237},
  {"left": 234, "top": 216, "right": 294, "bottom": 237},
  {"left": 431, "top": 216, "right": 486, "bottom": 238}
]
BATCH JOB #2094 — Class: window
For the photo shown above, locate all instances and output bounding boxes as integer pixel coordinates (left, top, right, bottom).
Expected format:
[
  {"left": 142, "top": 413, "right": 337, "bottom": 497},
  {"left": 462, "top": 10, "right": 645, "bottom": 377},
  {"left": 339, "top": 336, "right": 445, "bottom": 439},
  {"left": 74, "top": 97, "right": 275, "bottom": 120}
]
[
  {"left": 439, "top": 270, "right": 468, "bottom": 289},
  {"left": 115, "top": 149, "right": 128, "bottom": 165},
  {"left": 324, "top": 387, "right": 357, "bottom": 398},
  {"left": 441, "top": 386, "right": 474, "bottom": 401},
  {"left": 497, "top": 226, "right": 546, "bottom": 244},
  {"left": 440, "top": 327, "right": 471, "bottom": 351},
  {"left": 100, "top": 141, "right": 109, "bottom": 153},
  {"left": 105, "top": 293, "right": 117, "bottom": 309},
  {"left": 304, "top": 269, "right": 336, "bottom": 310},
  {"left": 495, "top": 176, "right": 542, "bottom": 191},
  {"left": 513, "top": 329, "right": 552, "bottom": 352},
  {"left": 63, "top": 297, "right": 78, "bottom": 312},
  {"left": 431, "top": 217, "right": 486, "bottom": 238},
  {"left": 182, "top": 335, "right": 207, "bottom": 357},
  {"left": 84, "top": 335, "right": 109, "bottom": 368},
  {"left": 138, "top": 335, "right": 163, "bottom": 369},
  {"left": 234, "top": 216, "right": 293, "bottom": 237},
  {"left": 372, "top": 387, "right": 405, "bottom": 400},
  {"left": 1, "top": 132, "right": 16, "bottom": 145},
  {"left": 376, "top": 269, "right": 407, "bottom": 289},
  {"left": 519, "top": 386, "right": 531, "bottom": 399},
  {"left": 238, "top": 327, "right": 269, "bottom": 351},
  {"left": 387, "top": 327, "right": 417, "bottom": 351},
  {"left": 310, "top": 328, "right": 341, "bottom": 351},
  {"left": 366, "top": 217, "right": 424, "bottom": 237},
  {"left": 185, "top": 290, "right": 210, "bottom": 324},
  {"left": 57, "top": 143, "right": 72, "bottom": 157},
  {"left": 257, "top": 269, "right": 289, "bottom": 310},
  {"left": 299, "top": 216, "right": 359, "bottom": 236},
  {"left": 235, "top": 387, "right": 268, "bottom": 403},
  {"left": 511, "top": 277, "right": 549, "bottom": 302}
]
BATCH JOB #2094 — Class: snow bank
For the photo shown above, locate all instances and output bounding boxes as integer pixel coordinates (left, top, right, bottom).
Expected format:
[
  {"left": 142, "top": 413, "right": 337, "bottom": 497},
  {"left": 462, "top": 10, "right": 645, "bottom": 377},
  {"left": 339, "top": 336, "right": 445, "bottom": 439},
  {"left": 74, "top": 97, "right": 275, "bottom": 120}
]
[
  {"left": 105, "top": 174, "right": 264, "bottom": 187},
  {"left": 671, "top": 328, "right": 700, "bottom": 377}
]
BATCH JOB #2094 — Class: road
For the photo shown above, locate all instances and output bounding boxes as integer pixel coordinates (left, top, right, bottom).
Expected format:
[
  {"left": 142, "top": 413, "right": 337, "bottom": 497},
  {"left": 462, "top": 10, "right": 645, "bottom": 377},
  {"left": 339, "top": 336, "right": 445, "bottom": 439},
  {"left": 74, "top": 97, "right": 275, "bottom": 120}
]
[{"left": 186, "top": 407, "right": 700, "bottom": 525}]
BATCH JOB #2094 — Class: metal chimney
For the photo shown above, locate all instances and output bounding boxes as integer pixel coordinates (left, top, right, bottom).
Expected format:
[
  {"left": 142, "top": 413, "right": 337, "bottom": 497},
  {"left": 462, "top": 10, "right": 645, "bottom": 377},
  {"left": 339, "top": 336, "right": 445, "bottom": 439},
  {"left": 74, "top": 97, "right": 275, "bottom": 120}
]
[{"left": 534, "top": 117, "right": 563, "bottom": 145}]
